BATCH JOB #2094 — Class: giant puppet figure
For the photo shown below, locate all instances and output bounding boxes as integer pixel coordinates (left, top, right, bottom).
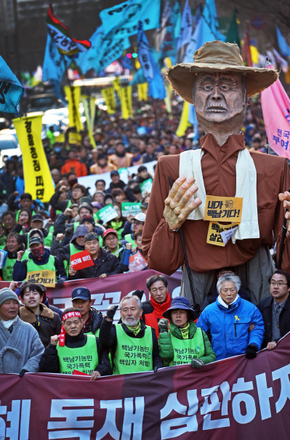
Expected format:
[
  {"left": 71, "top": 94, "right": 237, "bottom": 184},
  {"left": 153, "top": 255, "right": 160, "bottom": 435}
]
[{"left": 143, "top": 40, "right": 290, "bottom": 306}]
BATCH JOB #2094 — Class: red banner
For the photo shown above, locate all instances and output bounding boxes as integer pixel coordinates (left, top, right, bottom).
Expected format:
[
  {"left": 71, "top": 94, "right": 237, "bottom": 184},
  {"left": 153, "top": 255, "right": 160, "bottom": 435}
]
[
  {"left": 70, "top": 250, "right": 94, "bottom": 271},
  {"left": 1, "top": 333, "right": 290, "bottom": 439}
]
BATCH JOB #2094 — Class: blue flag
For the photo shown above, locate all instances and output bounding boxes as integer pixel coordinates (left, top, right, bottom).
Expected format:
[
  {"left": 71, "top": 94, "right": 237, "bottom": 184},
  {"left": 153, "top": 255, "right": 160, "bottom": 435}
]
[
  {"left": 276, "top": 27, "right": 290, "bottom": 58},
  {"left": 183, "top": 0, "right": 225, "bottom": 63},
  {"left": 100, "top": 0, "right": 161, "bottom": 40},
  {"left": 137, "top": 23, "right": 166, "bottom": 99},
  {"left": 177, "top": 0, "right": 193, "bottom": 52},
  {"left": 173, "top": 2, "right": 182, "bottom": 40},
  {"left": 159, "top": 3, "right": 180, "bottom": 62},
  {"left": 0, "top": 57, "right": 23, "bottom": 114},
  {"left": 76, "top": 26, "right": 130, "bottom": 75},
  {"left": 130, "top": 68, "right": 146, "bottom": 85},
  {"left": 43, "top": 34, "right": 70, "bottom": 82}
]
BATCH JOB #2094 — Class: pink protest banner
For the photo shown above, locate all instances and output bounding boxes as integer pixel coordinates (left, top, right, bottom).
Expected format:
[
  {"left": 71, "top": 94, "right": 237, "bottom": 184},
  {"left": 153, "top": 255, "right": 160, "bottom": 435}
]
[
  {"left": 261, "top": 69, "right": 290, "bottom": 159},
  {"left": 1, "top": 333, "right": 290, "bottom": 439}
]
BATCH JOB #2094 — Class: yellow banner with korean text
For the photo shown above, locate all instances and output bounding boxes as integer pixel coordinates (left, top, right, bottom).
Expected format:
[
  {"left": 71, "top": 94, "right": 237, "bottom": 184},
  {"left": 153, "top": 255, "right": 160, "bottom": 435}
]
[
  {"left": 204, "top": 195, "right": 243, "bottom": 223},
  {"left": 13, "top": 114, "right": 54, "bottom": 203},
  {"left": 121, "top": 86, "right": 133, "bottom": 119},
  {"left": 176, "top": 101, "right": 189, "bottom": 137},
  {"left": 101, "top": 87, "right": 116, "bottom": 115},
  {"left": 81, "top": 95, "right": 96, "bottom": 149},
  {"left": 64, "top": 85, "right": 83, "bottom": 132},
  {"left": 137, "top": 83, "right": 148, "bottom": 102}
]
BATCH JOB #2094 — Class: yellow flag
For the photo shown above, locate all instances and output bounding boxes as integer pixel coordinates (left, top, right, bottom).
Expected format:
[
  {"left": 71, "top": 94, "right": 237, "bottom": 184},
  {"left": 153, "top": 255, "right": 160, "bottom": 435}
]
[
  {"left": 121, "top": 86, "right": 133, "bottom": 119},
  {"left": 164, "top": 83, "right": 172, "bottom": 113},
  {"left": 250, "top": 46, "right": 259, "bottom": 65},
  {"left": 101, "top": 87, "right": 116, "bottom": 114},
  {"left": 176, "top": 101, "right": 189, "bottom": 136},
  {"left": 113, "top": 77, "right": 122, "bottom": 99},
  {"left": 137, "top": 83, "right": 148, "bottom": 102},
  {"left": 13, "top": 114, "right": 54, "bottom": 203},
  {"left": 81, "top": 95, "right": 96, "bottom": 148},
  {"left": 64, "top": 85, "right": 84, "bottom": 132},
  {"left": 68, "top": 132, "right": 82, "bottom": 145}
]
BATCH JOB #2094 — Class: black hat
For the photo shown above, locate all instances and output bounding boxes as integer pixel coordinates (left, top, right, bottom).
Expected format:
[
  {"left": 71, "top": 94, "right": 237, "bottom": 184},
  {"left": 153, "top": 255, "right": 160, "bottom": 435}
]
[
  {"left": 110, "top": 170, "right": 119, "bottom": 177},
  {"left": 31, "top": 214, "right": 44, "bottom": 223}
]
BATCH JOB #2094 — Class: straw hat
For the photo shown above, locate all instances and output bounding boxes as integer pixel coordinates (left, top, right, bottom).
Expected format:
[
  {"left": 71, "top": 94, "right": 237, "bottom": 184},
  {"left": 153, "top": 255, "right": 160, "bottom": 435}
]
[{"left": 166, "top": 41, "right": 278, "bottom": 103}]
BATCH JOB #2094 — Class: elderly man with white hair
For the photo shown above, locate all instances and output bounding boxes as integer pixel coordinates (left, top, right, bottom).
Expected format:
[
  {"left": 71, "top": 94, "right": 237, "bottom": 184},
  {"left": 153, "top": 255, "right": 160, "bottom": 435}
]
[{"left": 197, "top": 273, "right": 264, "bottom": 361}]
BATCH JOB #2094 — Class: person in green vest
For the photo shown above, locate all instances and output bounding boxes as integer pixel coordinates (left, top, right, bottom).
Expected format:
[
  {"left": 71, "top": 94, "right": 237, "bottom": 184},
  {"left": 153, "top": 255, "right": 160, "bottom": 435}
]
[
  {"left": 15, "top": 214, "right": 54, "bottom": 249},
  {"left": 12, "top": 233, "right": 67, "bottom": 284},
  {"left": 158, "top": 297, "right": 216, "bottom": 368},
  {"left": 1, "top": 232, "right": 25, "bottom": 281},
  {"left": 99, "top": 295, "right": 163, "bottom": 375},
  {"left": 123, "top": 212, "right": 146, "bottom": 245},
  {"left": 50, "top": 224, "right": 89, "bottom": 274},
  {"left": 39, "top": 307, "right": 111, "bottom": 378}
]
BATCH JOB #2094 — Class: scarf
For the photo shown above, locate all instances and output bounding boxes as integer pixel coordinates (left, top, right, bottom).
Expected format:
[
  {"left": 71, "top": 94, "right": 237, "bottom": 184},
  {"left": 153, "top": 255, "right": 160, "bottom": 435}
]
[
  {"left": 179, "top": 148, "right": 260, "bottom": 242},
  {"left": 126, "top": 321, "right": 141, "bottom": 336},
  {"left": 179, "top": 322, "right": 190, "bottom": 339}
]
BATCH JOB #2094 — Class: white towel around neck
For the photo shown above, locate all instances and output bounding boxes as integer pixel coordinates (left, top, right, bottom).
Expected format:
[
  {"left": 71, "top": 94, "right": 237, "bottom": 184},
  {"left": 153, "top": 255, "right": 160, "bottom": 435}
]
[{"left": 179, "top": 148, "right": 260, "bottom": 243}]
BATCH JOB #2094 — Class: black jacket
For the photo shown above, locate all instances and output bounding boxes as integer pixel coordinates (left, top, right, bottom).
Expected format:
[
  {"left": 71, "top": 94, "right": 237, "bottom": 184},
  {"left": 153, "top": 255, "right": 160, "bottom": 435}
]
[
  {"left": 69, "top": 248, "right": 121, "bottom": 280},
  {"left": 259, "top": 295, "right": 290, "bottom": 347},
  {"left": 99, "top": 318, "right": 163, "bottom": 370},
  {"left": 84, "top": 308, "right": 103, "bottom": 335},
  {"left": 39, "top": 331, "right": 111, "bottom": 376},
  {"left": 51, "top": 225, "right": 88, "bottom": 263}
]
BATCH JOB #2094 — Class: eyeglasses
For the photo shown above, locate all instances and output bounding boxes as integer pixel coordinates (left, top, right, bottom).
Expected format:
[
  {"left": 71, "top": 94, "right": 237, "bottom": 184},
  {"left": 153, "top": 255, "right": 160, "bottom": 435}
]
[{"left": 270, "top": 281, "right": 288, "bottom": 287}]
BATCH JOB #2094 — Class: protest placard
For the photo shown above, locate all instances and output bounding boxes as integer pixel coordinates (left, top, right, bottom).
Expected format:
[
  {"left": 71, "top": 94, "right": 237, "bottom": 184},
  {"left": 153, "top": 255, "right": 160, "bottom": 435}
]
[
  {"left": 70, "top": 250, "right": 94, "bottom": 271},
  {"left": 121, "top": 202, "right": 142, "bottom": 217},
  {"left": 97, "top": 204, "right": 118, "bottom": 223},
  {"left": 204, "top": 195, "right": 243, "bottom": 222}
]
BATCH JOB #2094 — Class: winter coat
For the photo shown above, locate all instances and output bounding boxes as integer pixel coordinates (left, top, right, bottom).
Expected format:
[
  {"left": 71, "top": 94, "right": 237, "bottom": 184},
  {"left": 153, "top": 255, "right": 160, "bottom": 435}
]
[
  {"left": 69, "top": 248, "right": 121, "bottom": 280},
  {"left": 83, "top": 308, "right": 103, "bottom": 335},
  {"left": 51, "top": 225, "right": 89, "bottom": 263},
  {"left": 197, "top": 295, "right": 264, "bottom": 361},
  {"left": 259, "top": 295, "right": 290, "bottom": 347},
  {"left": 99, "top": 318, "right": 163, "bottom": 370},
  {"left": 12, "top": 248, "right": 67, "bottom": 282},
  {"left": 19, "top": 303, "right": 62, "bottom": 347},
  {"left": 0, "top": 317, "right": 44, "bottom": 373},
  {"left": 159, "top": 319, "right": 216, "bottom": 366}
]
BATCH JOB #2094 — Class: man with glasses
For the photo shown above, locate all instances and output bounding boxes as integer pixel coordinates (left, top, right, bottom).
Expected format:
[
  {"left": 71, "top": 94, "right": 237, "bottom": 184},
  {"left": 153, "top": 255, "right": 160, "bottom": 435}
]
[
  {"left": 123, "top": 213, "right": 146, "bottom": 245},
  {"left": 142, "top": 275, "right": 172, "bottom": 338},
  {"left": 259, "top": 270, "right": 290, "bottom": 350}
]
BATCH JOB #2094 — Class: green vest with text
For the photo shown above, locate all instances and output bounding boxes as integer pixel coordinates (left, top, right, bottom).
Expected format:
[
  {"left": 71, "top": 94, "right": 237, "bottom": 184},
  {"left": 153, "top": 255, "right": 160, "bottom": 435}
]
[
  {"left": 113, "top": 324, "right": 153, "bottom": 375},
  {"left": 170, "top": 328, "right": 205, "bottom": 366},
  {"left": 26, "top": 254, "right": 57, "bottom": 281},
  {"left": 56, "top": 334, "right": 98, "bottom": 374},
  {"left": 2, "top": 257, "right": 16, "bottom": 281}
]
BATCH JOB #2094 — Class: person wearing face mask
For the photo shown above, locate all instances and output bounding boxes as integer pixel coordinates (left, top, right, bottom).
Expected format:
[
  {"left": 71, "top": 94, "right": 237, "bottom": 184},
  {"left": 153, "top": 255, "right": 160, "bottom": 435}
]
[{"left": 12, "top": 232, "right": 67, "bottom": 283}]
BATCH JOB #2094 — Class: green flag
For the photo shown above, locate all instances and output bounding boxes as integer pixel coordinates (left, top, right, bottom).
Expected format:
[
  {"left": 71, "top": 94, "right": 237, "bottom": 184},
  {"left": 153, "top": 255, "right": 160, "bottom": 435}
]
[{"left": 226, "top": 10, "right": 240, "bottom": 48}]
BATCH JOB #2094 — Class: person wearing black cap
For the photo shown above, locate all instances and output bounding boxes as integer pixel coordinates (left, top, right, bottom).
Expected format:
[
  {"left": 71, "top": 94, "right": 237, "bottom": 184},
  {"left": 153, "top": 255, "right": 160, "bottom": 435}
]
[
  {"left": 0, "top": 288, "right": 44, "bottom": 375},
  {"left": 158, "top": 297, "right": 216, "bottom": 368},
  {"left": 12, "top": 232, "right": 67, "bottom": 283},
  {"left": 71, "top": 287, "right": 103, "bottom": 335},
  {"left": 19, "top": 283, "right": 61, "bottom": 347},
  {"left": 106, "top": 170, "right": 126, "bottom": 194}
]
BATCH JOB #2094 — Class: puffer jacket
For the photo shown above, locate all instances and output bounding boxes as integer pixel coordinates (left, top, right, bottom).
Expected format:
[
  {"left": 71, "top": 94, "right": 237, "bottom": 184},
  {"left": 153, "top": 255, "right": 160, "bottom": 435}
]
[
  {"left": 159, "top": 319, "right": 216, "bottom": 366},
  {"left": 197, "top": 295, "right": 264, "bottom": 361}
]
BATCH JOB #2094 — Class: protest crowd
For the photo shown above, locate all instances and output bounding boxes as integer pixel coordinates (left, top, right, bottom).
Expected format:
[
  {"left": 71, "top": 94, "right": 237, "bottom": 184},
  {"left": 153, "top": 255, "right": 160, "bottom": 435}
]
[{"left": 0, "top": 1, "right": 290, "bottom": 436}]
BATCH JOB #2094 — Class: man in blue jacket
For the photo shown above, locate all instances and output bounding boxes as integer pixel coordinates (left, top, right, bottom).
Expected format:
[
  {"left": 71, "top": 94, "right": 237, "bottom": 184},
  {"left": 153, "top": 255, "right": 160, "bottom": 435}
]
[{"left": 197, "top": 273, "right": 264, "bottom": 361}]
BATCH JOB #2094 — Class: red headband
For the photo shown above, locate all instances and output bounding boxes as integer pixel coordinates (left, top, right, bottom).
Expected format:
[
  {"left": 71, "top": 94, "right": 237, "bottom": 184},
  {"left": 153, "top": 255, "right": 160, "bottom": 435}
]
[{"left": 58, "top": 311, "right": 82, "bottom": 346}]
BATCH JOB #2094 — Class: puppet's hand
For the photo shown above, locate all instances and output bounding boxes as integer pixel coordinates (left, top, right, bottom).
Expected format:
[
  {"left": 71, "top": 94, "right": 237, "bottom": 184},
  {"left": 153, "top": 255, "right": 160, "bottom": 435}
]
[
  {"left": 278, "top": 191, "right": 290, "bottom": 236},
  {"left": 163, "top": 175, "right": 202, "bottom": 231}
]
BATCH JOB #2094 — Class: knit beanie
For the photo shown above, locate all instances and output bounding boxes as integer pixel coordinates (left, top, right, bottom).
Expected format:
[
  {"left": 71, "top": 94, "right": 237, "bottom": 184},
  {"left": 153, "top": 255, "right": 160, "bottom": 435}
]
[{"left": 0, "top": 288, "right": 20, "bottom": 306}]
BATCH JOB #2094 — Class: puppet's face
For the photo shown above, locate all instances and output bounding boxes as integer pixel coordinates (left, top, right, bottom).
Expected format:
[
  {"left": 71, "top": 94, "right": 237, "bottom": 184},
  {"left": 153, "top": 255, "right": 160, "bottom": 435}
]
[{"left": 193, "top": 72, "right": 247, "bottom": 131}]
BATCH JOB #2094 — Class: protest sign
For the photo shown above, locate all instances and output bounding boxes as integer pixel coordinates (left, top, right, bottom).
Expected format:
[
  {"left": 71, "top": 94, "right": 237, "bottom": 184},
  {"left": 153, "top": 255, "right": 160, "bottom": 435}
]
[
  {"left": 206, "top": 222, "right": 239, "bottom": 247},
  {"left": 97, "top": 204, "right": 118, "bottom": 223},
  {"left": 140, "top": 178, "right": 153, "bottom": 196},
  {"left": 26, "top": 269, "right": 55, "bottom": 288},
  {"left": 129, "top": 251, "right": 148, "bottom": 272},
  {"left": 13, "top": 114, "right": 55, "bottom": 203},
  {"left": 64, "top": 85, "right": 83, "bottom": 132},
  {"left": 68, "top": 131, "right": 82, "bottom": 145},
  {"left": 122, "top": 202, "right": 142, "bottom": 217},
  {"left": 118, "top": 167, "right": 130, "bottom": 182},
  {"left": 0, "top": 332, "right": 290, "bottom": 439},
  {"left": 70, "top": 250, "right": 94, "bottom": 271},
  {"left": 204, "top": 195, "right": 243, "bottom": 222},
  {"left": 101, "top": 87, "right": 116, "bottom": 114},
  {"left": 121, "top": 85, "right": 133, "bottom": 119}
]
